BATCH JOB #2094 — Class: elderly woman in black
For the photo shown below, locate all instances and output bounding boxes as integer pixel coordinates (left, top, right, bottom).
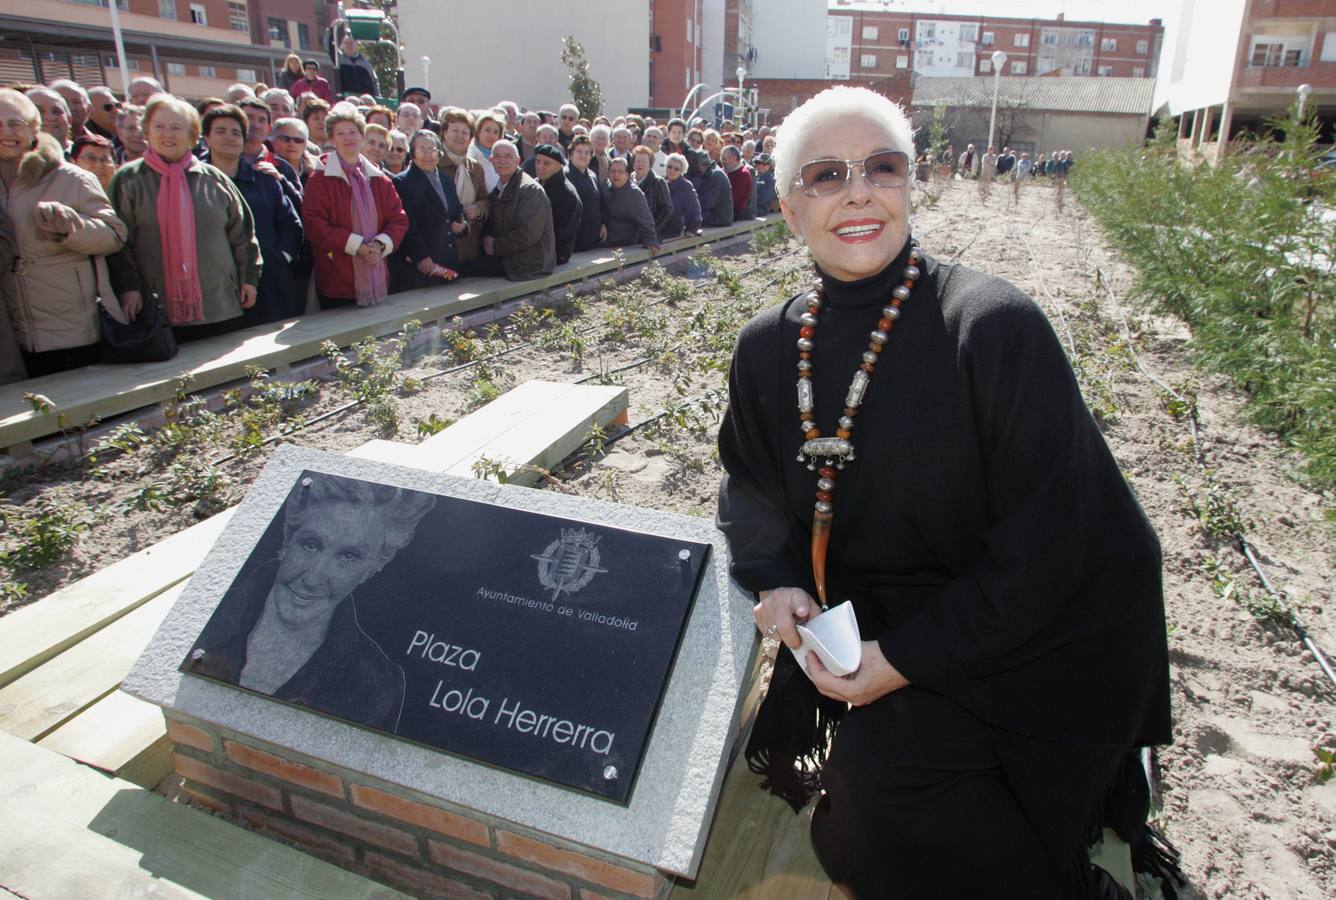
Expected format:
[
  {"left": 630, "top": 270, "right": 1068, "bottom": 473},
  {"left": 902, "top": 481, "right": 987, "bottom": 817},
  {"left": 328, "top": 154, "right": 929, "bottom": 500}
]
[
  {"left": 391, "top": 129, "right": 467, "bottom": 291},
  {"left": 717, "top": 86, "right": 1171, "bottom": 899}
]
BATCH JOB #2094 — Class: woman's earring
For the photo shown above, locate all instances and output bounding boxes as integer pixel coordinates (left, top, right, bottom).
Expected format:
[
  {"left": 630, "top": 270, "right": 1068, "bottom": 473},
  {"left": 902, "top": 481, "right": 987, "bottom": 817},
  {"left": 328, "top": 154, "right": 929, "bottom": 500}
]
[{"left": 795, "top": 232, "right": 806, "bottom": 245}]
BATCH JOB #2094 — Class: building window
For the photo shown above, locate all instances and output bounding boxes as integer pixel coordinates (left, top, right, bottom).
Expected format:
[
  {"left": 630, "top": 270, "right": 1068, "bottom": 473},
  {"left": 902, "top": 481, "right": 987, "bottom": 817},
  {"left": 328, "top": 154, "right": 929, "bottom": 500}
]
[
  {"left": 297, "top": 22, "right": 311, "bottom": 50},
  {"left": 1073, "top": 57, "right": 1091, "bottom": 74},
  {"left": 1137, "top": 39, "right": 1149, "bottom": 54},
  {"left": 896, "top": 55, "right": 908, "bottom": 69},
  {"left": 1011, "top": 61, "right": 1027, "bottom": 74},
  {"left": 159, "top": 0, "right": 177, "bottom": 20},
  {"left": 228, "top": 2, "right": 249, "bottom": 32},
  {"left": 978, "top": 58, "right": 991, "bottom": 73},
  {"left": 1037, "top": 55, "right": 1056, "bottom": 74},
  {"left": 687, "top": 19, "right": 693, "bottom": 43},
  {"left": 1132, "top": 66, "right": 1145, "bottom": 77},
  {"left": 915, "top": 51, "right": 933, "bottom": 67},
  {"left": 1097, "top": 65, "right": 1113, "bottom": 76},
  {"left": 189, "top": 3, "right": 207, "bottom": 25},
  {"left": 1101, "top": 38, "right": 1117, "bottom": 51},
  {"left": 862, "top": 26, "right": 879, "bottom": 41},
  {"left": 861, "top": 53, "right": 877, "bottom": 69},
  {"left": 1041, "top": 29, "right": 1057, "bottom": 46},
  {"left": 959, "top": 24, "right": 978, "bottom": 42},
  {"left": 897, "top": 27, "right": 909, "bottom": 44},
  {"left": 918, "top": 22, "right": 935, "bottom": 40},
  {"left": 981, "top": 31, "right": 994, "bottom": 47},
  {"left": 237, "top": 67, "right": 257, "bottom": 82},
  {"left": 1323, "top": 33, "right": 1336, "bottom": 62},
  {"left": 198, "top": 64, "right": 216, "bottom": 78},
  {"left": 1014, "top": 33, "right": 1029, "bottom": 48},
  {"left": 1250, "top": 42, "right": 1303, "bottom": 67},
  {"left": 166, "top": 62, "right": 186, "bottom": 75},
  {"left": 104, "top": 54, "right": 139, "bottom": 70},
  {"left": 75, "top": 0, "right": 128, "bottom": 7},
  {"left": 268, "top": 18, "right": 288, "bottom": 46},
  {"left": 1077, "top": 30, "right": 1095, "bottom": 48},
  {"left": 957, "top": 52, "right": 972, "bottom": 68}
]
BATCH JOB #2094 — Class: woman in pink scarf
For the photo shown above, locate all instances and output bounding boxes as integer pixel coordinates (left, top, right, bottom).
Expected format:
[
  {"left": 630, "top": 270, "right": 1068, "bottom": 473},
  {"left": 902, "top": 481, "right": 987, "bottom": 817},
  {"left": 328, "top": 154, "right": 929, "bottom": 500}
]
[
  {"left": 106, "top": 94, "right": 260, "bottom": 343},
  {"left": 302, "top": 103, "right": 408, "bottom": 309}
]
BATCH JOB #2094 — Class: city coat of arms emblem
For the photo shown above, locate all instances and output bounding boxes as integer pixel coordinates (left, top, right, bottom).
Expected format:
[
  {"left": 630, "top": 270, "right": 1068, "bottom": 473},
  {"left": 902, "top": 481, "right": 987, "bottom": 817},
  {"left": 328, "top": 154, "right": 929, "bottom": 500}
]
[{"left": 532, "top": 527, "right": 609, "bottom": 601}]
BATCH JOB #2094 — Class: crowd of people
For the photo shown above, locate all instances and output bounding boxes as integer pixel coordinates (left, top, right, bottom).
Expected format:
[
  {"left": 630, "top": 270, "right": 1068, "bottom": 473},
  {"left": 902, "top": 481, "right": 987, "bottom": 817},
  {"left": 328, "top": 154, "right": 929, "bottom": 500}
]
[
  {"left": 0, "top": 50, "right": 780, "bottom": 384},
  {"left": 914, "top": 142, "right": 1076, "bottom": 204}
]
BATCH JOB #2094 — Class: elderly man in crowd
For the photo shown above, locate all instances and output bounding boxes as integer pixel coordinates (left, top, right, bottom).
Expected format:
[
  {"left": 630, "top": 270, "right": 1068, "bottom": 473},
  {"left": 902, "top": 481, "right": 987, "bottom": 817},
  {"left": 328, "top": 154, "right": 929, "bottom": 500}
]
[
  {"left": 610, "top": 125, "right": 634, "bottom": 159},
  {"left": 115, "top": 104, "right": 146, "bottom": 163},
  {"left": 128, "top": 76, "right": 163, "bottom": 106},
  {"left": 26, "top": 87, "right": 71, "bottom": 151},
  {"left": 466, "top": 140, "right": 553, "bottom": 281},
  {"left": 49, "top": 79, "right": 90, "bottom": 140},
  {"left": 337, "top": 35, "right": 379, "bottom": 97},
  {"left": 401, "top": 87, "right": 437, "bottom": 131},
  {"left": 688, "top": 148, "right": 733, "bottom": 228},
  {"left": 752, "top": 152, "right": 777, "bottom": 214},
  {"left": 236, "top": 98, "right": 302, "bottom": 204},
  {"left": 85, "top": 86, "right": 121, "bottom": 144},
  {"left": 557, "top": 103, "right": 578, "bottom": 149},
  {"left": 532, "top": 144, "right": 582, "bottom": 266},
  {"left": 292, "top": 59, "right": 334, "bottom": 106},
  {"left": 225, "top": 83, "right": 255, "bottom": 104},
  {"left": 642, "top": 126, "right": 668, "bottom": 177},
  {"left": 395, "top": 102, "right": 425, "bottom": 139},
  {"left": 516, "top": 112, "right": 541, "bottom": 162},
  {"left": 262, "top": 88, "right": 295, "bottom": 122},
  {"left": 721, "top": 145, "right": 755, "bottom": 221}
]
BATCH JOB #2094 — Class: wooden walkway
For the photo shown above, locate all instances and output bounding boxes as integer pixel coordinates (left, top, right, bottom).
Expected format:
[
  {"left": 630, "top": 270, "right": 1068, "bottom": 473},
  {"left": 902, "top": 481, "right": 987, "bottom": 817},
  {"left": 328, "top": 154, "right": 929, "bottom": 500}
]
[{"left": 1, "top": 216, "right": 777, "bottom": 458}]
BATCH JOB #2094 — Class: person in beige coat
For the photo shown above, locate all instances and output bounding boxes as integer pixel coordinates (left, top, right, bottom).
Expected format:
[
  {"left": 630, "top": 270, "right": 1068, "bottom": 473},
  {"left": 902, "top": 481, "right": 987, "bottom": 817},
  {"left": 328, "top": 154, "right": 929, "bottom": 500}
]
[
  {"left": 0, "top": 89, "right": 127, "bottom": 378},
  {"left": 438, "top": 107, "right": 489, "bottom": 265}
]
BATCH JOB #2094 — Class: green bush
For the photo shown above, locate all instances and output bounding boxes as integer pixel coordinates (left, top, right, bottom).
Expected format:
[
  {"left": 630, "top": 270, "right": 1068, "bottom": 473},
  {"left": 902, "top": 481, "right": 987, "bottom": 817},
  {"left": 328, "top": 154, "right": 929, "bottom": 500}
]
[{"left": 1073, "top": 110, "right": 1336, "bottom": 487}]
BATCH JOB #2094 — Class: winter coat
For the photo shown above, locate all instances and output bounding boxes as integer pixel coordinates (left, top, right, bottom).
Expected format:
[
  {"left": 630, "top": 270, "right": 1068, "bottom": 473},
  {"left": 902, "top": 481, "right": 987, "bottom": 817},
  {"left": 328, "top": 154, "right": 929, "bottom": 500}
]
[
  {"left": 567, "top": 165, "right": 604, "bottom": 252},
  {"left": 391, "top": 163, "right": 463, "bottom": 290},
  {"left": 636, "top": 170, "right": 674, "bottom": 242},
  {"left": 439, "top": 153, "right": 489, "bottom": 263},
  {"left": 754, "top": 170, "right": 777, "bottom": 214},
  {"left": 541, "top": 168, "right": 582, "bottom": 266},
  {"left": 337, "top": 53, "right": 378, "bottom": 97},
  {"left": 0, "top": 133, "right": 126, "bottom": 354},
  {"left": 302, "top": 152, "right": 409, "bottom": 301},
  {"left": 690, "top": 159, "right": 734, "bottom": 228},
  {"left": 600, "top": 180, "right": 658, "bottom": 249},
  {"left": 665, "top": 175, "right": 702, "bottom": 237},
  {"left": 108, "top": 153, "right": 259, "bottom": 327},
  {"left": 290, "top": 75, "right": 335, "bottom": 106},
  {"left": 482, "top": 171, "right": 554, "bottom": 281},
  {"left": 726, "top": 163, "right": 756, "bottom": 220},
  {"left": 277, "top": 68, "right": 304, "bottom": 92},
  {"left": 228, "top": 159, "right": 303, "bottom": 324}
]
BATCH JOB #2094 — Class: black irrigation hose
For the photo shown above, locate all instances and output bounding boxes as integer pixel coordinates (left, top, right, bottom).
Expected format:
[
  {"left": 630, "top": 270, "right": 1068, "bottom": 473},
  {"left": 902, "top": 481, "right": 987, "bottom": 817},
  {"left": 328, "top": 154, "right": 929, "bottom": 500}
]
[{"left": 1098, "top": 271, "right": 1336, "bottom": 693}]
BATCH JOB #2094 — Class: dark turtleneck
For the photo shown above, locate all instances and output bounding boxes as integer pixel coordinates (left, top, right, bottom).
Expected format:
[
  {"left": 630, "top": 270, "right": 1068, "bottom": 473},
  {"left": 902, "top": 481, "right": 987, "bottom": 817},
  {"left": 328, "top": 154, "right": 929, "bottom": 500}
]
[{"left": 815, "top": 236, "right": 915, "bottom": 311}]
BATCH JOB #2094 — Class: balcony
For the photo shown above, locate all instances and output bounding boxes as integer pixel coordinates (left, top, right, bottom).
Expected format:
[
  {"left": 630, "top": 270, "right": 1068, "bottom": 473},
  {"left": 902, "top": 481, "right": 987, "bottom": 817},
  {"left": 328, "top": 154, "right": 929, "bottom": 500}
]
[{"left": 1237, "top": 60, "right": 1336, "bottom": 89}]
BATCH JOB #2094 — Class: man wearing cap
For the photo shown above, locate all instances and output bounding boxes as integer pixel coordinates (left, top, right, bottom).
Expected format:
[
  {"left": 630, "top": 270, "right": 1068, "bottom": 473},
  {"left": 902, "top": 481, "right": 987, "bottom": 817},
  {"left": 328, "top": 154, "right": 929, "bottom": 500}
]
[
  {"left": 752, "top": 152, "right": 777, "bottom": 214},
  {"left": 292, "top": 59, "right": 334, "bottom": 106},
  {"left": 401, "top": 87, "right": 439, "bottom": 133},
  {"left": 532, "top": 144, "right": 582, "bottom": 266}
]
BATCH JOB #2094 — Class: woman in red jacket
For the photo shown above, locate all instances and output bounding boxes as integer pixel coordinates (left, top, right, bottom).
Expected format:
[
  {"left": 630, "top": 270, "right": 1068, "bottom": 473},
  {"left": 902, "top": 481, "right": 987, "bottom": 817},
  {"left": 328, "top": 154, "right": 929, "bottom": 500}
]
[{"left": 302, "top": 103, "right": 408, "bottom": 309}]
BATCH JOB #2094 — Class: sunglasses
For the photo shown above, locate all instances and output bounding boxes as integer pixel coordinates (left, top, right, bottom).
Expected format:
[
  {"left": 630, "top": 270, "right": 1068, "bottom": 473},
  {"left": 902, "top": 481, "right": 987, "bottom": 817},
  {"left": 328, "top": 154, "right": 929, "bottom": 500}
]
[
  {"left": 101, "top": 102, "right": 121, "bottom": 112},
  {"left": 792, "top": 150, "right": 910, "bottom": 198},
  {"left": 273, "top": 134, "right": 306, "bottom": 143}
]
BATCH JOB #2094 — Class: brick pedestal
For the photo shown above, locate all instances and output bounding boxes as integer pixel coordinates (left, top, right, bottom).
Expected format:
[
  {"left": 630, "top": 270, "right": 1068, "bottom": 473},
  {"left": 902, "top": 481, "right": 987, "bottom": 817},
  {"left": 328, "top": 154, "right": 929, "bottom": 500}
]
[{"left": 167, "top": 716, "right": 672, "bottom": 900}]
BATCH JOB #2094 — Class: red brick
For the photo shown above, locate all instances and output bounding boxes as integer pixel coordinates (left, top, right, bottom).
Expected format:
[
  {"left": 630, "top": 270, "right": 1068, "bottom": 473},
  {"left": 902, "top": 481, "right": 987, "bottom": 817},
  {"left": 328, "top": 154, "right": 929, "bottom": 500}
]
[
  {"left": 165, "top": 719, "right": 214, "bottom": 753},
  {"left": 289, "top": 793, "right": 420, "bottom": 857},
  {"left": 363, "top": 850, "right": 495, "bottom": 900},
  {"left": 428, "top": 840, "right": 570, "bottom": 900},
  {"left": 495, "top": 831, "right": 659, "bottom": 897},
  {"left": 224, "top": 740, "right": 344, "bottom": 798},
  {"left": 579, "top": 891, "right": 615, "bottom": 900},
  {"left": 350, "top": 784, "right": 490, "bottom": 847},
  {"left": 173, "top": 752, "right": 282, "bottom": 810},
  {"left": 179, "top": 784, "right": 232, "bottom": 817},
  {"left": 236, "top": 806, "right": 357, "bottom": 868}
]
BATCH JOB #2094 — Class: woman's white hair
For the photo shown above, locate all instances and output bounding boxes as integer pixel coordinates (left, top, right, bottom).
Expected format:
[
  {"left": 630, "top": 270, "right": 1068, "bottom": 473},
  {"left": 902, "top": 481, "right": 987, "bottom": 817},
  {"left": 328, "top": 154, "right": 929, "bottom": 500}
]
[{"left": 774, "top": 86, "right": 914, "bottom": 200}]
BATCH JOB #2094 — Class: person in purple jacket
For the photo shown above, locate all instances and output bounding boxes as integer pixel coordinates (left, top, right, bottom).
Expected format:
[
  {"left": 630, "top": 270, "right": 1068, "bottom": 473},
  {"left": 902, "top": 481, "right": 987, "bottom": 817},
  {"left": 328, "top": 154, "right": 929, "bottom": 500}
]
[{"left": 664, "top": 152, "right": 702, "bottom": 237}]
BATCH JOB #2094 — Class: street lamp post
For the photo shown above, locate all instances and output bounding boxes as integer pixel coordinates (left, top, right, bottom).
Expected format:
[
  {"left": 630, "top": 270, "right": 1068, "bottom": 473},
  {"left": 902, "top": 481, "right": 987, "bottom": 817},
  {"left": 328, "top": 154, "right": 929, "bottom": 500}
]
[
  {"left": 988, "top": 50, "right": 1007, "bottom": 151},
  {"left": 736, "top": 65, "right": 747, "bottom": 128},
  {"left": 1297, "top": 83, "right": 1313, "bottom": 118}
]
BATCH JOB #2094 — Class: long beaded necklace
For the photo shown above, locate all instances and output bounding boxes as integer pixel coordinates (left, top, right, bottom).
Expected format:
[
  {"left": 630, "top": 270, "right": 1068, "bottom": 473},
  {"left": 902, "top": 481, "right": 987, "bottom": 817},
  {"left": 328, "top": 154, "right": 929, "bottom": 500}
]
[{"left": 796, "top": 245, "right": 922, "bottom": 609}]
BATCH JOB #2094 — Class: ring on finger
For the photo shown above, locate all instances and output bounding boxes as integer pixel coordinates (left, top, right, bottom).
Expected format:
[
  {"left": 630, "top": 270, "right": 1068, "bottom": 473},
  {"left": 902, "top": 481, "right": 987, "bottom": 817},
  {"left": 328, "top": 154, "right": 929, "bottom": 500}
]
[{"left": 765, "top": 623, "right": 779, "bottom": 636}]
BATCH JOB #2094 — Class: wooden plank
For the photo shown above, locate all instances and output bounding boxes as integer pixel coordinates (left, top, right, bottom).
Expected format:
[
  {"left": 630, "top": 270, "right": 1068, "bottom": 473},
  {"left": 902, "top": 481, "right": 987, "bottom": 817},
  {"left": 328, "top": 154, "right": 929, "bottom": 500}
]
[
  {"left": 38, "top": 689, "right": 170, "bottom": 789},
  {"left": 0, "top": 508, "right": 233, "bottom": 689},
  {"left": 0, "top": 217, "right": 776, "bottom": 450},
  {"left": 0, "top": 731, "right": 405, "bottom": 899},
  {"left": 669, "top": 743, "right": 833, "bottom": 900},
  {"left": 0, "top": 583, "right": 183, "bottom": 741}
]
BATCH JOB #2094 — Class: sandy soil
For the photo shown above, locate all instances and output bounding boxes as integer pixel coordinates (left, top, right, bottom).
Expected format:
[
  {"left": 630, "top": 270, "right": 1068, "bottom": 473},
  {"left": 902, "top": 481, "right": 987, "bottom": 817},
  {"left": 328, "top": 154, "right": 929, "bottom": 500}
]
[{"left": 2, "top": 177, "right": 1333, "bottom": 897}]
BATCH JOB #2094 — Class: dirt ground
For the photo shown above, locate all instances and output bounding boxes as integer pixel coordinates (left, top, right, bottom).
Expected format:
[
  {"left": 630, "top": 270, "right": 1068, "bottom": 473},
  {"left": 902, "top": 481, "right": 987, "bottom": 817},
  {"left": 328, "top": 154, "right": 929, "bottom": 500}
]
[{"left": 3, "top": 177, "right": 1334, "bottom": 897}]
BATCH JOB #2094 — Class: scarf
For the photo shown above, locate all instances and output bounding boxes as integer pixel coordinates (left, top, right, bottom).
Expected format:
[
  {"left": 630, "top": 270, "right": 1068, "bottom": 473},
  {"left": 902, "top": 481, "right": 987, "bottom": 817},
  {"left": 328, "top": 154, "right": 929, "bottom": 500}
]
[
  {"left": 343, "top": 156, "right": 388, "bottom": 307},
  {"left": 143, "top": 148, "right": 203, "bottom": 324},
  {"left": 443, "top": 148, "right": 476, "bottom": 205}
]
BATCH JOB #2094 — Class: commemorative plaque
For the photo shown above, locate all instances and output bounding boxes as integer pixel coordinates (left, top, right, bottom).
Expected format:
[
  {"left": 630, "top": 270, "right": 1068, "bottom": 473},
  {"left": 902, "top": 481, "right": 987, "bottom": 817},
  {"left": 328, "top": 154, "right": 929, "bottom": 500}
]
[{"left": 180, "top": 470, "right": 709, "bottom": 803}]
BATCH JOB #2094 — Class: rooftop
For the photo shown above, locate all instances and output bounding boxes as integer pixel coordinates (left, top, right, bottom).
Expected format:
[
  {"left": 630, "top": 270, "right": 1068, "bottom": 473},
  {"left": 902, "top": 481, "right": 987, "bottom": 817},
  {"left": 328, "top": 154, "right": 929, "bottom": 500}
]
[{"left": 911, "top": 76, "right": 1158, "bottom": 115}]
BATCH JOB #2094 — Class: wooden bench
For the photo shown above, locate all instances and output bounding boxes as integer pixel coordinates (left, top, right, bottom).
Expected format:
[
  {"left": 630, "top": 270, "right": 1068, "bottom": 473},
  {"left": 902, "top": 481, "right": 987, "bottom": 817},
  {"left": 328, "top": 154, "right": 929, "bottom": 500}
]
[
  {"left": 0, "top": 730, "right": 405, "bottom": 898},
  {"left": 1, "top": 216, "right": 778, "bottom": 458}
]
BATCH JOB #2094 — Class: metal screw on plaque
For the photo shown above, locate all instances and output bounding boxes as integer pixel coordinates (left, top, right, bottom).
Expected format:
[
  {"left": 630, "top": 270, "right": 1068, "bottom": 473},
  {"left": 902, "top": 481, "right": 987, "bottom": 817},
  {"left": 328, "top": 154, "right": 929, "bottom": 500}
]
[
  {"left": 190, "top": 649, "right": 206, "bottom": 662},
  {"left": 603, "top": 765, "right": 618, "bottom": 780},
  {"left": 678, "top": 549, "right": 691, "bottom": 561}
]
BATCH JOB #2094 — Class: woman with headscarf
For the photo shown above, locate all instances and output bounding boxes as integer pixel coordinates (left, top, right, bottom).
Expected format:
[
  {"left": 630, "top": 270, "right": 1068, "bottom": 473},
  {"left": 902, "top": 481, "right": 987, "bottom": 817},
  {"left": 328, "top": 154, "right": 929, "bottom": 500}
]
[
  {"left": 302, "top": 103, "right": 408, "bottom": 310},
  {"left": 719, "top": 86, "right": 1172, "bottom": 899},
  {"left": 438, "top": 107, "right": 489, "bottom": 265},
  {"left": 107, "top": 93, "right": 259, "bottom": 343},
  {"left": 0, "top": 89, "right": 126, "bottom": 378},
  {"left": 201, "top": 104, "right": 303, "bottom": 324}
]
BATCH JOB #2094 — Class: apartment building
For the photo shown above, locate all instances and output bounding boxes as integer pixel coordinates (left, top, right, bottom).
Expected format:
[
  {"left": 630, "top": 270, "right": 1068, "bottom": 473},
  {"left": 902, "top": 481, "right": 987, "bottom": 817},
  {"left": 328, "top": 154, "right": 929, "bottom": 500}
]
[
  {"left": 0, "top": 0, "right": 325, "bottom": 98},
  {"left": 827, "top": 2, "right": 1163, "bottom": 83},
  {"left": 1162, "top": 0, "right": 1336, "bottom": 159}
]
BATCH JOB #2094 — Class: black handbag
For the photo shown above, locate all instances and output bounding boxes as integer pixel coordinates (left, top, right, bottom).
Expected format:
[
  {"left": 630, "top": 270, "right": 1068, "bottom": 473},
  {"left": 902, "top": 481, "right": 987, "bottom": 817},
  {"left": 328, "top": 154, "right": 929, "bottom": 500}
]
[{"left": 94, "top": 262, "right": 178, "bottom": 364}]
